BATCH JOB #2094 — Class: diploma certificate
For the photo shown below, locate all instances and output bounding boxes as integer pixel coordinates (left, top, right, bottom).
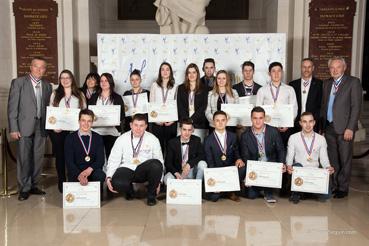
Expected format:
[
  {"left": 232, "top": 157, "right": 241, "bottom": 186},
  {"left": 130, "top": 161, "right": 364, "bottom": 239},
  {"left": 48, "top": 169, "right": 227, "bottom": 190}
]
[
  {"left": 245, "top": 160, "right": 283, "bottom": 188},
  {"left": 261, "top": 104, "right": 294, "bottom": 127},
  {"left": 88, "top": 105, "right": 121, "bottom": 127},
  {"left": 166, "top": 179, "right": 202, "bottom": 205},
  {"left": 122, "top": 93, "right": 149, "bottom": 116},
  {"left": 46, "top": 106, "right": 80, "bottom": 131},
  {"left": 204, "top": 166, "right": 241, "bottom": 192},
  {"left": 291, "top": 167, "right": 329, "bottom": 194},
  {"left": 63, "top": 182, "right": 101, "bottom": 208},
  {"left": 221, "top": 103, "right": 253, "bottom": 126},
  {"left": 148, "top": 101, "right": 178, "bottom": 123}
]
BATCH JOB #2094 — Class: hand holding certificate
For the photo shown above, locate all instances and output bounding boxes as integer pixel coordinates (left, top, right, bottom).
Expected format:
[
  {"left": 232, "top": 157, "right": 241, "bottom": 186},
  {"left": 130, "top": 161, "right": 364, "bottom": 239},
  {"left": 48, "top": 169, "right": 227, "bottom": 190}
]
[
  {"left": 221, "top": 104, "right": 253, "bottom": 126},
  {"left": 46, "top": 106, "right": 80, "bottom": 131},
  {"left": 123, "top": 93, "right": 149, "bottom": 116},
  {"left": 261, "top": 104, "right": 294, "bottom": 127},
  {"left": 291, "top": 167, "right": 329, "bottom": 194},
  {"left": 239, "top": 95, "right": 256, "bottom": 106},
  {"left": 148, "top": 101, "right": 178, "bottom": 123},
  {"left": 245, "top": 160, "right": 283, "bottom": 188},
  {"left": 204, "top": 166, "right": 240, "bottom": 192},
  {"left": 166, "top": 179, "right": 202, "bottom": 205},
  {"left": 88, "top": 105, "right": 121, "bottom": 127},
  {"left": 63, "top": 182, "right": 101, "bottom": 208}
]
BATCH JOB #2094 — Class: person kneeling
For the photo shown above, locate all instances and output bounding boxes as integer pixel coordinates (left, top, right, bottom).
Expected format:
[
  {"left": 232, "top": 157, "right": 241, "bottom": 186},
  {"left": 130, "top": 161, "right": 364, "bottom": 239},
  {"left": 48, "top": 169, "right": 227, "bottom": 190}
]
[
  {"left": 106, "top": 114, "right": 164, "bottom": 206},
  {"left": 65, "top": 109, "right": 106, "bottom": 195},
  {"left": 164, "top": 118, "right": 207, "bottom": 185},
  {"left": 286, "top": 112, "right": 334, "bottom": 204}
]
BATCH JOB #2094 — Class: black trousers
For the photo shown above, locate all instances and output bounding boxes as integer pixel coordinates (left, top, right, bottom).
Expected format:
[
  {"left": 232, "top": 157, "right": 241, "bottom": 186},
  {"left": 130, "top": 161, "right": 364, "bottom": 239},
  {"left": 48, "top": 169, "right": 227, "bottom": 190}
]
[
  {"left": 68, "top": 169, "right": 106, "bottom": 192},
  {"left": 111, "top": 159, "right": 163, "bottom": 199},
  {"left": 102, "top": 135, "right": 118, "bottom": 160},
  {"left": 151, "top": 123, "right": 177, "bottom": 155},
  {"left": 49, "top": 130, "right": 70, "bottom": 192}
]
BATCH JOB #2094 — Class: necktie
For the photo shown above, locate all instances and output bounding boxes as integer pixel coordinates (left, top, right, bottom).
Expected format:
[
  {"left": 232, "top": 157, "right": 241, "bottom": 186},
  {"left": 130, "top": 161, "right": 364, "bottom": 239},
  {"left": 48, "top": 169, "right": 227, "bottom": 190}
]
[{"left": 35, "top": 82, "right": 42, "bottom": 118}]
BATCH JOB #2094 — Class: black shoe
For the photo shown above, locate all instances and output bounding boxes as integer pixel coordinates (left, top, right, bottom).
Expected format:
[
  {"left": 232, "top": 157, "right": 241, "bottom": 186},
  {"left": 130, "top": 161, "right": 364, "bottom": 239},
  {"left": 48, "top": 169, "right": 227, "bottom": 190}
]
[
  {"left": 289, "top": 193, "right": 300, "bottom": 204},
  {"left": 29, "top": 187, "right": 46, "bottom": 195},
  {"left": 147, "top": 197, "right": 157, "bottom": 206},
  {"left": 18, "top": 192, "right": 29, "bottom": 201},
  {"left": 334, "top": 191, "right": 348, "bottom": 199},
  {"left": 125, "top": 192, "right": 134, "bottom": 201}
]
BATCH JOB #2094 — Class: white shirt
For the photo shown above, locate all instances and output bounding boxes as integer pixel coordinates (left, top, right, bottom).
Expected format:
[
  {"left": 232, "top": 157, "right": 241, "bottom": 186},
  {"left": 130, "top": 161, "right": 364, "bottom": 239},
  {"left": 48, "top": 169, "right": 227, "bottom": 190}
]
[
  {"left": 49, "top": 91, "right": 86, "bottom": 108},
  {"left": 149, "top": 82, "right": 177, "bottom": 103},
  {"left": 256, "top": 82, "right": 298, "bottom": 119},
  {"left": 286, "top": 131, "right": 330, "bottom": 168},
  {"left": 300, "top": 77, "right": 312, "bottom": 114},
  {"left": 92, "top": 96, "right": 120, "bottom": 136},
  {"left": 106, "top": 130, "right": 164, "bottom": 178}
]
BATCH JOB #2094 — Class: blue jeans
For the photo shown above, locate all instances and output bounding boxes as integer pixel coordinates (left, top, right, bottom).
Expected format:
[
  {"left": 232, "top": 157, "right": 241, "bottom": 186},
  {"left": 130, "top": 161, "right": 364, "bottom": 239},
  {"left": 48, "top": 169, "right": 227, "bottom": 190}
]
[{"left": 247, "top": 186, "right": 274, "bottom": 199}]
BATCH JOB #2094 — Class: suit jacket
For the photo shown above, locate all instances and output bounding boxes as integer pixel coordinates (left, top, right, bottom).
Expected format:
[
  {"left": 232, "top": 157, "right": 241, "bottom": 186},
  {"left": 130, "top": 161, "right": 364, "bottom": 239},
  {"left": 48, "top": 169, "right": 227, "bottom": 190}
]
[
  {"left": 165, "top": 135, "right": 205, "bottom": 175},
  {"left": 88, "top": 92, "right": 126, "bottom": 132},
  {"left": 177, "top": 84, "right": 209, "bottom": 129},
  {"left": 8, "top": 75, "right": 52, "bottom": 137},
  {"left": 200, "top": 76, "right": 215, "bottom": 91},
  {"left": 321, "top": 75, "right": 362, "bottom": 134},
  {"left": 240, "top": 125, "right": 285, "bottom": 164},
  {"left": 289, "top": 77, "right": 323, "bottom": 131},
  {"left": 232, "top": 81, "right": 262, "bottom": 97},
  {"left": 204, "top": 131, "right": 240, "bottom": 168}
]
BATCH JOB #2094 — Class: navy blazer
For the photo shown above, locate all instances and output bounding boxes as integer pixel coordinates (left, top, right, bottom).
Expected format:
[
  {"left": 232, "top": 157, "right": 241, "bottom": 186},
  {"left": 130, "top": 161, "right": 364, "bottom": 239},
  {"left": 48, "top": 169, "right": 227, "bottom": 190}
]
[
  {"left": 64, "top": 131, "right": 105, "bottom": 179},
  {"left": 165, "top": 135, "right": 205, "bottom": 175},
  {"left": 232, "top": 81, "right": 262, "bottom": 97},
  {"left": 204, "top": 131, "right": 240, "bottom": 168},
  {"left": 240, "top": 125, "right": 285, "bottom": 164}
]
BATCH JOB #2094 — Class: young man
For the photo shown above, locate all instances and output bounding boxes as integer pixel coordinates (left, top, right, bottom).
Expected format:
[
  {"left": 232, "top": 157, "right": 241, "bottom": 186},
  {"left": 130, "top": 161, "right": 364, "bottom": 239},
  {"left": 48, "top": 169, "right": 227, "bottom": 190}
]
[
  {"left": 200, "top": 58, "right": 216, "bottom": 90},
  {"left": 320, "top": 57, "right": 362, "bottom": 198},
  {"left": 164, "top": 118, "right": 207, "bottom": 184},
  {"left": 233, "top": 61, "right": 262, "bottom": 97},
  {"left": 289, "top": 58, "right": 323, "bottom": 133},
  {"left": 64, "top": 109, "right": 106, "bottom": 191},
  {"left": 8, "top": 57, "right": 52, "bottom": 201},
  {"left": 106, "top": 114, "right": 164, "bottom": 206},
  {"left": 204, "top": 111, "right": 246, "bottom": 202},
  {"left": 286, "top": 112, "right": 334, "bottom": 204},
  {"left": 240, "top": 106, "right": 286, "bottom": 203}
]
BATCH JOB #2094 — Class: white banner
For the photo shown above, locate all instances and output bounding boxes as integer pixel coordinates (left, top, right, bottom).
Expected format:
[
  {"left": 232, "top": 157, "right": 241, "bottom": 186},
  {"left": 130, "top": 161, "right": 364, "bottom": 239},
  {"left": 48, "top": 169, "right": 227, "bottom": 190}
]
[{"left": 98, "top": 33, "right": 286, "bottom": 95}]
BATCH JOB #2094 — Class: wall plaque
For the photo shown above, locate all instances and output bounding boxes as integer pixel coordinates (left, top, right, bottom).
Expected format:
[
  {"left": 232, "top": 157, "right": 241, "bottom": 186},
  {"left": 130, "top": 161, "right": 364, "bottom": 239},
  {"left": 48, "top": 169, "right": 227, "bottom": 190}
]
[{"left": 13, "top": 0, "right": 58, "bottom": 83}]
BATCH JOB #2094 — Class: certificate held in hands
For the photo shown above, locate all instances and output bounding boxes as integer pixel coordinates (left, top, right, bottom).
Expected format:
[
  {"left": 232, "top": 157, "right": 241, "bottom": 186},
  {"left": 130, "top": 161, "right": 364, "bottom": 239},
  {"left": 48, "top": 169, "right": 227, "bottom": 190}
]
[
  {"left": 245, "top": 160, "right": 283, "bottom": 188},
  {"left": 88, "top": 105, "right": 121, "bottom": 127},
  {"left": 261, "top": 104, "right": 294, "bottom": 127},
  {"left": 63, "top": 182, "right": 101, "bottom": 208},
  {"left": 221, "top": 104, "right": 253, "bottom": 127},
  {"left": 291, "top": 167, "right": 329, "bottom": 194},
  {"left": 166, "top": 179, "right": 202, "bottom": 205},
  {"left": 148, "top": 101, "right": 178, "bottom": 123},
  {"left": 123, "top": 93, "right": 149, "bottom": 116},
  {"left": 204, "top": 166, "right": 240, "bottom": 192},
  {"left": 46, "top": 106, "right": 80, "bottom": 131}
]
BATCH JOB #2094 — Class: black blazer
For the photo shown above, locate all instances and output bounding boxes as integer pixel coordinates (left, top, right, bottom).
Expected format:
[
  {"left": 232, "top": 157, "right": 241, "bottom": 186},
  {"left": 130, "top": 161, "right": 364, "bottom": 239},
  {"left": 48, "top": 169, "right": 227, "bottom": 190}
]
[
  {"left": 204, "top": 131, "right": 240, "bottom": 168},
  {"left": 232, "top": 81, "right": 262, "bottom": 97},
  {"left": 177, "top": 84, "right": 209, "bottom": 129},
  {"left": 165, "top": 135, "right": 205, "bottom": 175},
  {"left": 200, "top": 76, "right": 215, "bottom": 91},
  {"left": 240, "top": 125, "right": 285, "bottom": 164},
  {"left": 88, "top": 92, "right": 125, "bottom": 132},
  {"left": 289, "top": 77, "right": 323, "bottom": 131}
]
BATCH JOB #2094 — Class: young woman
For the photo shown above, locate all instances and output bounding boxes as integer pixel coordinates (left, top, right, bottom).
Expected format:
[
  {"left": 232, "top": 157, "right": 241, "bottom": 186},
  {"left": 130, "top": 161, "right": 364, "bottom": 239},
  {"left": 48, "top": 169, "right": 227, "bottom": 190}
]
[
  {"left": 205, "top": 70, "right": 239, "bottom": 129},
  {"left": 80, "top": 72, "right": 100, "bottom": 102},
  {"left": 149, "top": 62, "right": 177, "bottom": 155},
  {"left": 49, "top": 70, "right": 86, "bottom": 193},
  {"left": 88, "top": 73, "right": 125, "bottom": 159},
  {"left": 122, "top": 69, "right": 150, "bottom": 132},
  {"left": 177, "top": 63, "right": 209, "bottom": 141}
]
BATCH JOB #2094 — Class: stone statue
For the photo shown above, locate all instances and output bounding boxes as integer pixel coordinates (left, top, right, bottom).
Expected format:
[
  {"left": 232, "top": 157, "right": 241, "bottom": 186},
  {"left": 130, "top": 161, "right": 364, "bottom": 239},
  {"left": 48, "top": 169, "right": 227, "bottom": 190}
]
[{"left": 154, "top": 0, "right": 211, "bottom": 34}]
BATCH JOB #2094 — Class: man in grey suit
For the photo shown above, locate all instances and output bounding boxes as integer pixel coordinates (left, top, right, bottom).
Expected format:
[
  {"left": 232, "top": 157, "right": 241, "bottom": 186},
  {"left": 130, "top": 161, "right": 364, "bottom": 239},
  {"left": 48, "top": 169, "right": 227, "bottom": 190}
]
[
  {"left": 8, "top": 57, "right": 52, "bottom": 201},
  {"left": 321, "top": 57, "right": 362, "bottom": 198}
]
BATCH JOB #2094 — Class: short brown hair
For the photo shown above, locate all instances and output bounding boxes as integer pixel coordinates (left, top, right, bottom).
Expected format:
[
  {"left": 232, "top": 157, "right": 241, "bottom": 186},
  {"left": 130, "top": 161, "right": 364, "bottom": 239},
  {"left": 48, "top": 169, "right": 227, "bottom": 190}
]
[
  {"left": 79, "top": 109, "right": 95, "bottom": 120},
  {"left": 132, "top": 113, "right": 148, "bottom": 124},
  {"left": 300, "top": 111, "right": 314, "bottom": 120},
  {"left": 179, "top": 118, "right": 193, "bottom": 128},
  {"left": 213, "top": 110, "right": 227, "bottom": 120}
]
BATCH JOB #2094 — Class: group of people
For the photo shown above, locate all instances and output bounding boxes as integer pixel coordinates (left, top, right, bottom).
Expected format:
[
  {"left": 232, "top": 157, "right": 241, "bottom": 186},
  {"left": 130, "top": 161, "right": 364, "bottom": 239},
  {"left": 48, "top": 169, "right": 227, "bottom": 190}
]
[{"left": 7, "top": 55, "right": 362, "bottom": 206}]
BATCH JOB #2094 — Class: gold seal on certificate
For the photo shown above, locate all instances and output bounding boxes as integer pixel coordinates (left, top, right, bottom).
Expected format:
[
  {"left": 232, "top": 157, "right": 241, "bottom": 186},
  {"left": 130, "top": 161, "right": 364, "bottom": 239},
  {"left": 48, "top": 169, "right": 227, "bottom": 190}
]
[
  {"left": 132, "top": 158, "right": 140, "bottom": 165},
  {"left": 221, "top": 154, "right": 227, "bottom": 161},
  {"left": 265, "top": 115, "right": 272, "bottom": 123},
  {"left": 132, "top": 108, "right": 137, "bottom": 115},
  {"left": 48, "top": 116, "right": 57, "bottom": 124},
  {"left": 65, "top": 193, "right": 75, "bottom": 203},
  {"left": 294, "top": 177, "right": 304, "bottom": 186},
  {"left": 207, "top": 178, "right": 216, "bottom": 187},
  {"left": 150, "top": 111, "right": 158, "bottom": 118},
  {"left": 124, "top": 105, "right": 129, "bottom": 112},
  {"left": 248, "top": 171, "right": 257, "bottom": 180},
  {"left": 85, "top": 156, "right": 91, "bottom": 162},
  {"left": 169, "top": 189, "right": 177, "bottom": 199}
]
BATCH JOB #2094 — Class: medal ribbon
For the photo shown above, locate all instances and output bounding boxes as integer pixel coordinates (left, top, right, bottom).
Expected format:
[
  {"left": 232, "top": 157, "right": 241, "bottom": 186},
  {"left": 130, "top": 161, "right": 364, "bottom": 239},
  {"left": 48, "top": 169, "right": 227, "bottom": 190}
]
[
  {"left": 300, "top": 132, "right": 315, "bottom": 157},
  {"left": 244, "top": 82, "right": 254, "bottom": 96},
  {"left": 270, "top": 83, "right": 280, "bottom": 103},
  {"left": 333, "top": 77, "right": 343, "bottom": 94},
  {"left": 78, "top": 131, "right": 92, "bottom": 158},
  {"left": 219, "top": 93, "right": 227, "bottom": 104},
  {"left": 131, "top": 88, "right": 141, "bottom": 107},
  {"left": 161, "top": 87, "right": 170, "bottom": 104},
  {"left": 65, "top": 96, "right": 71, "bottom": 108},
  {"left": 30, "top": 74, "right": 41, "bottom": 85},
  {"left": 131, "top": 132, "right": 144, "bottom": 158},
  {"left": 101, "top": 96, "right": 110, "bottom": 105},
  {"left": 214, "top": 132, "right": 227, "bottom": 155},
  {"left": 252, "top": 126, "right": 266, "bottom": 156}
]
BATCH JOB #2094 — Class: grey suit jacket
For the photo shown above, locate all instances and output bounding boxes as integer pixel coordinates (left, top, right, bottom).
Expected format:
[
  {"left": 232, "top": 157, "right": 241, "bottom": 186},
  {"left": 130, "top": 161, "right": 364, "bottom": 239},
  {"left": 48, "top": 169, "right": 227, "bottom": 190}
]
[
  {"left": 8, "top": 75, "right": 52, "bottom": 137},
  {"left": 321, "top": 74, "right": 362, "bottom": 134}
]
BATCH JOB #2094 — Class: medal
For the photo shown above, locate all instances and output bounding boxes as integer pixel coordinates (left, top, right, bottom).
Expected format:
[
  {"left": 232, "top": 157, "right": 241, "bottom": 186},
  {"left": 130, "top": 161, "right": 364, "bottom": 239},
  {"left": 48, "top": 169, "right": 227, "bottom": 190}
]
[
  {"left": 300, "top": 132, "right": 315, "bottom": 163},
  {"left": 252, "top": 126, "right": 266, "bottom": 160},
  {"left": 244, "top": 82, "right": 254, "bottom": 96},
  {"left": 131, "top": 132, "right": 144, "bottom": 164},
  {"left": 131, "top": 89, "right": 141, "bottom": 114},
  {"left": 302, "top": 79, "right": 310, "bottom": 95},
  {"left": 302, "top": 90, "right": 306, "bottom": 94},
  {"left": 78, "top": 131, "right": 92, "bottom": 163},
  {"left": 214, "top": 131, "right": 227, "bottom": 161}
]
